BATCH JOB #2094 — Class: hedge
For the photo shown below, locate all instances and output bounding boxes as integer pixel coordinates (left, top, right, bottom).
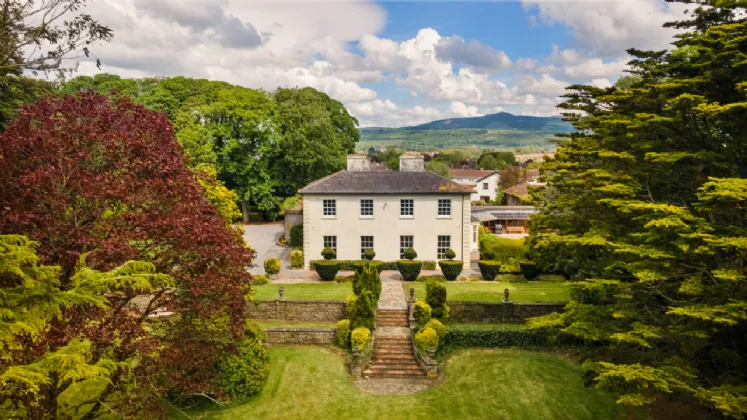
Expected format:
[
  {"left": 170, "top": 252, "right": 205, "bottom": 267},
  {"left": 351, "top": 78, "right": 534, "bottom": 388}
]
[
  {"left": 477, "top": 260, "right": 501, "bottom": 280},
  {"left": 314, "top": 260, "right": 340, "bottom": 281},
  {"left": 290, "top": 250, "right": 303, "bottom": 268},
  {"left": 519, "top": 260, "right": 540, "bottom": 280},
  {"left": 441, "top": 327, "right": 550, "bottom": 351},
  {"left": 309, "top": 260, "right": 398, "bottom": 272},
  {"left": 397, "top": 260, "right": 422, "bottom": 281},
  {"left": 439, "top": 260, "right": 463, "bottom": 280},
  {"left": 290, "top": 224, "right": 303, "bottom": 247},
  {"left": 422, "top": 260, "right": 437, "bottom": 270},
  {"left": 479, "top": 234, "right": 525, "bottom": 263}
]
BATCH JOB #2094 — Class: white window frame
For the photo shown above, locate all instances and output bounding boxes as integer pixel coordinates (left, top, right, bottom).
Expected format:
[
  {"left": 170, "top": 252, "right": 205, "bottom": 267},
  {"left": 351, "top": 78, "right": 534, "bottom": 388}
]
[
  {"left": 399, "top": 235, "right": 414, "bottom": 259},
  {"left": 482, "top": 182, "right": 489, "bottom": 190},
  {"left": 360, "top": 236, "right": 374, "bottom": 259},
  {"left": 323, "top": 236, "right": 337, "bottom": 252},
  {"left": 400, "top": 199, "right": 414, "bottom": 218},
  {"left": 360, "top": 199, "right": 374, "bottom": 217},
  {"left": 437, "top": 235, "right": 451, "bottom": 259},
  {"left": 437, "top": 199, "right": 451, "bottom": 217},
  {"left": 323, "top": 199, "right": 336, "bottom": 217}
]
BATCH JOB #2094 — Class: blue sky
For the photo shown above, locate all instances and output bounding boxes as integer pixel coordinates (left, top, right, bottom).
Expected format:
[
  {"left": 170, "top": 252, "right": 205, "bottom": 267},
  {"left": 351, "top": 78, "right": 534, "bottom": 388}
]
[{"left": 77, "top": 0, "right": 688, "bottom": 127}]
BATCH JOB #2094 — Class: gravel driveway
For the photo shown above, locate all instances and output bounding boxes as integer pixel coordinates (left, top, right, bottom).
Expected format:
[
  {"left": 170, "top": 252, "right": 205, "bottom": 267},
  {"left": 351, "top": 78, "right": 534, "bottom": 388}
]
[{"left": 241, "top": 223, "right": 290, "bottom": 274}]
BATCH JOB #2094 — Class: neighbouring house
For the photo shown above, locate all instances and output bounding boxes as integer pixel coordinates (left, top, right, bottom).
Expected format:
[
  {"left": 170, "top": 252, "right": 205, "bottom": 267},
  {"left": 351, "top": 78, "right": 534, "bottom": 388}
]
[
  {"left": 448, "top": 169, "right": 500, "bottom": 202},
  {"left": 471, "top": 206, "right": 537, "bottom": 234},
  {"left": 503, "top": 182, "right": 530, "bottom": 206},
  {"left": 299, "top": 154, "right": 475, "bottom": 269}
]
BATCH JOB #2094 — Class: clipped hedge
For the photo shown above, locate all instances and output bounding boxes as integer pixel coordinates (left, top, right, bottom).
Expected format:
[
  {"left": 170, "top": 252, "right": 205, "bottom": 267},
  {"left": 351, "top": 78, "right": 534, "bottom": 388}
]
[
  {"left": 415, "top": 327, "right": 439, "bottom": 352},
  {"left": 314, "top": 260, "right": 340, "bottom": 281},
  {"left": 403, "top": 247, "right": 417, "bottom": 260},
  {"left": 413, "top": 301, "right": 431, "bottom": 328},
  {"left": 441, "top": 326, "right": 551, "bottom": 352},
  {"left": 336, "top": 319, "right": 351, "bottom": 348},
  {"left": 479, "top": 234, "right": 525, "bottom": 263},
  {"left": 519, "top": 260, "right": 540, "bottom": 280},
  {"left": 397, "top": 260, "right": 422, "bottom": 281},
  {"left": 477, "top": 260, "right": 501, "bottom": 280},
  {"left": 290, "top": 250, "right": 304, "bottom": 268},
  {"left": 310, "top": 260, "right": 399, "bottom": 272},
  {"left": 422, "top": 260, "right": 437, "bottom": 270},
  {"left": 264, "top": 257, "right": 281, "bottom": 275},
  {"left": 439, "top": 260, "right": 463, "bottom": 281},
  {"left": 290, "top": 224, "right": 303, "bottom": 247},
  {"left": 321, "top": 247, "right": 336, "bottom": 260},
  {"left": 351, "top": 327, "right": 371, "bottom": 351}
]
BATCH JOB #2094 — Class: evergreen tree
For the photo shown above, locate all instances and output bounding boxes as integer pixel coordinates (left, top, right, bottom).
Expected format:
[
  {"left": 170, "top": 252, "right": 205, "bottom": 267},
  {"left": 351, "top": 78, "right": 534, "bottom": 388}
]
[{"left": 527, "top": 2, "right": 747, "bottom": 416}]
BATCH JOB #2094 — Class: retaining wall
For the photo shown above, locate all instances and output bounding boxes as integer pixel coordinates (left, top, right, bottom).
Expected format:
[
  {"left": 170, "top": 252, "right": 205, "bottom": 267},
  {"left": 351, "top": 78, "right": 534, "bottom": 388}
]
[
  {"left": 247, "top": 300, "right": 346, "bottom": 322},
  {"left": 265, "top": 328, "right": 336, "bottom": 345},
  {"left": 447, "top": 301, "right": 565, "bottom": 323}
]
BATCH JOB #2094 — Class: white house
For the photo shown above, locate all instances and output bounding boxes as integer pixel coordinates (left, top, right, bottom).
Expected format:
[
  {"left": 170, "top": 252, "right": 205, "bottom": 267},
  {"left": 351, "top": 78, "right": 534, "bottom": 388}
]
[
  {"left": 299, "top": 155, "right": 475, "bottom": 269},
  {"left": 448, "top": 169, "right": 500, "bottom": 202}
]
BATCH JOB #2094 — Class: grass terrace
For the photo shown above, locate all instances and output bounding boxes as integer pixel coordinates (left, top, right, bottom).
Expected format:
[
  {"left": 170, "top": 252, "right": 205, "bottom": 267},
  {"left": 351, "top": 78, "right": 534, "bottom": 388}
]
[
  {"left": 405, "top": 281, "right": 570, "bottom": 303},
  {"left": 171, "top": 347, "right": 621, "bottom": 420},
  {"left": 252, "top": 283, "right": 352, "bottom": 301}
]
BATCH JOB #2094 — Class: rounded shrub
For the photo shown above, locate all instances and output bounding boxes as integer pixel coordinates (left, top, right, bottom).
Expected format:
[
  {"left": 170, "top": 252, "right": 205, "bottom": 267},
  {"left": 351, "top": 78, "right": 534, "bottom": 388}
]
[
  {"left": 290, "top": 250, "right": 304, "bottom": 268},
  {"left": 351, "top": 327, "right": 371, "bottom": 352},
  {"left": 345, "top": 295, "right": 358, "bottom": 320},
  {"left": 519, "top": 260, "right": 540, "bottom": 280},
  {"left": 444, "top": 248, "right": 456, "bottom": 260},
  {"left": 336, "top": 319, "right": 351, "bottom": 348},
  {"left": 264, "top": 257, "right": 280, "bottom": 275},
  {"left": 413, "top": 300, "right": 432, "bottom": 329},
  {"left": 424, "top": 319, "right": 447, "bottom": 340},
  {"left": 363, "top": 248, "right": 376, "bottom": 260},
  {"left": 396, "top": 260, "right": 422, "bottom": 281},
  {"left": 217, "top": 322, "right": 269, "bottom": 404},
  {"left": 477, "top": 260, "right": 501, "bottom": 281},
  {"left": 439, "top": 260, "right": 463, "bottom": 281},
  {"left": 314, "top": 260, "right": 340, "bottom": 281},
  {"left": 321, "top": 247, "right": 336, "bottom": 260},
  {"left": 289, "top": 224, "right": 303, "bottom": 247},
  {"left": 403, "top": 247, "right": 417, "bottom": 260},
  {"left": 414, "top": 327, "right": 439, "bottom": 352},
  {"left": 251, "top": 274, "right": 269, "bottom": 285},
  {"left": 426, "top": 280, "right": 449, "bottom": 321}
]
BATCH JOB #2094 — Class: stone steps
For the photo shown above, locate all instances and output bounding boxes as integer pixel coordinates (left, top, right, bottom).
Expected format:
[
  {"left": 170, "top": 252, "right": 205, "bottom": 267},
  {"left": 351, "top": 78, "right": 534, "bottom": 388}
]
[
  {"left": 376, "top": 309, "right": 409, "bottom": 327},
  {"left": 365, "top": 333, "right": 425, "bottom": 378}
]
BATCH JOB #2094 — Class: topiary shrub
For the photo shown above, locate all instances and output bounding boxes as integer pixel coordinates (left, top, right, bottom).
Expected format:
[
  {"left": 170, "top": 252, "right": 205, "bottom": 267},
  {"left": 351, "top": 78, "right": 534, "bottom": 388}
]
[
  {"left": 363, "top": 248, "right": 376, "bottom": 260},
  {"left": 482, "top": 250, "right": 496, "bottom": 260},
  {"left": 424, "top": 319, "right": 447, "bottom": 340},
  {"left": 251, "top": 274, "right": 269, "bottom": 286},
  {"left": 403, "top": 247, "right": 417, "bottom": 260},
  {"left": 422, "top": 260, "right": 437, "bottom": 270},
  {"left": 363, "top": 263, "right": 382, "bottom": 303},
  {"left": 345, "top": 295, "right": 358, "bottom": 319},
  {"left": 352, "top": 260, "right": 384, "bottom": 274},
  {"left": 478, "top": 260, "right": 501, "bottom": 280},
  {"left": 321, "top": 247, "right": 336, "bottom": 260},
  {"left": 444, "top": 248, "right": 456, "bottom": 260},
  {"left": 439, "top": 260, "right": 463, "bottom": 281},
  {"left": 336, "top": 319, "right": 351, "bottom": 348},
  {"left": 413, "top": 301, "right": 432, "bottom": 329},
  {"left": 314, "top": 260, "right": 340, "bottom": 281},
  {"left": 290, "top": 224, "right": 303, "bottom": 247},
  {"left": 351, "top": 327, "right": 371, "bottom": 352},
  {"left": 290, "top": 250, "right": 304, "bottom": 268},
  {"left": 397, "top": 260, "right": 422, "bottom": 281},
  {"left": 426, "top": 280, "right": 449, "bottom": 321},
  {"left": 519, "top": 260, "right": 540, "bottom": 280},
  {"left": 264, "top": 257, "right": 280, "bottom": 275},
  {"left": 414, "top": 327, "right": 439, "bottom": 353},
  {"left": 217, "top": 321, "right": 269, "bottom": 404},
  {"left": 352, "top": 291, "right": 375, "bottom": 330}
]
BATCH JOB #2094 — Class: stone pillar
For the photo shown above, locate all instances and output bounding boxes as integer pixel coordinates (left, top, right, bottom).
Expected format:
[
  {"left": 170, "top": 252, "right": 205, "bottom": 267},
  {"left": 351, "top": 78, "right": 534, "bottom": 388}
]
[
  {"left": 351, "top": 348, "right": 362, "bottom": 377},
  {"left": 425, "top": 348, "right": 438, "bottom": 377},
  {"left": 408, "top": 287, "right": 416, "bottom": 330}
]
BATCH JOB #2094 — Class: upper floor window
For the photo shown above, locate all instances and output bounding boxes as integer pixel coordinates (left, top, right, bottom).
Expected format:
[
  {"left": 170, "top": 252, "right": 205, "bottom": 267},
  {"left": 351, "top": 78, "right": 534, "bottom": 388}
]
[
  {"left": 437, "top": 235, "right": 451, "bottom": 259},
  {"left": 438, "top": 199, "right": 451, "bottom": 217},
  {"left": 324, "top": 236, "right": 337, "bottom": 252},
  {"left": 400, "top": 199, "right": 414, "bottom": 217},
  {"left": 482, "top": 182, "right": 489, "bottom": 190},
  {"left": 323, "top": 199, "right": 336, "bottom": 216},
  {"left": 360, "top": 199, "right": 373, "bottom": 217}
]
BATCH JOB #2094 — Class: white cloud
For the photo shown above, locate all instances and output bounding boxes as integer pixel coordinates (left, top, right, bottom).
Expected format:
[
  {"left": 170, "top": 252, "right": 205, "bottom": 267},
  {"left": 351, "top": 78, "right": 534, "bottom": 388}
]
[
  {"left": 591, "top": 78, "right": 613, "bottom": 89},
  {"left": 434, "top": 35, "right": 512, "bottom": 73},
  {"left": 448, "top": 101, "right": 484, "bottom": 117}
]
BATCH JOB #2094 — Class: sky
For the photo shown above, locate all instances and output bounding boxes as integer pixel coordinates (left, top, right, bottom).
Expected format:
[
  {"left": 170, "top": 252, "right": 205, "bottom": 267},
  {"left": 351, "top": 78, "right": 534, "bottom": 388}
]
[{"left": 71, "top": 0, "right": 689, "bottom": 127}]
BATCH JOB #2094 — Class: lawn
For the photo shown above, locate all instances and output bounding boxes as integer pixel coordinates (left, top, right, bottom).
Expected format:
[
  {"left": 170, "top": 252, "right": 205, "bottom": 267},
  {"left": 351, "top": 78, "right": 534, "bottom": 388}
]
[
  {"left": 257, "top": 320, "right": 337, "bottom": 329},
  {"left": 252, "top": 283, "right": 352, "bottom": 301},
  {"left": 404, "top": 281, "right": 570, "bottom": 303},
  {"left": 171, "top": 347, "right": 621, "bottom": 420}
]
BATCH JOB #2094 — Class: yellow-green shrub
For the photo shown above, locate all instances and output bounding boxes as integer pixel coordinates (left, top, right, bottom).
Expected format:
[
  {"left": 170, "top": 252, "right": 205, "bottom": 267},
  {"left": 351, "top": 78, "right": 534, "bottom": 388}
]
[
  {"left": 424, "top": 319, "right": 446, "bottom": 340},
  {"left": 413, "top": 301, "right": 431, "bottom": 328},
  {"left": 415, "top": 327, "right": 439, "bottom": 352},
  {"left": 351, "top": 327, "right": 371, "bottom": 351},
  {"left": 290, "top": 250, "right": 303, "bottom": 268},
  {"left": 251, "top": 274, "right": 269, "bottom": 285},
  {"left": 264, "top": 257, "right": 280, "bottom": 275},
  {"left": 336, "top": 319, "right": 351, "bottom": 348},
  {"left": 345, "top": 295, "right": 358, "bottom": 319}
]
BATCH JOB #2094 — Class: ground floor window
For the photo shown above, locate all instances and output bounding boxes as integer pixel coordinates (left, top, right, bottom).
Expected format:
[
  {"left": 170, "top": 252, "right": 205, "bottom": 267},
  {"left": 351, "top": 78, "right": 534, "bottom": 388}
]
[
  {"left": 437, "top": 235, "right": 451, "bottom": 259},
  {"left": 399, "top": 235, "right": 414, "bottom": 259},
  {"left": 361, "top": 236, "right": 374, "bottom": 259},
  {"left": 472, "top": 225, "right": 478, "bottom": 244},
  {"left": 323, "top": 236, "right": 337, "bottom": 252}
]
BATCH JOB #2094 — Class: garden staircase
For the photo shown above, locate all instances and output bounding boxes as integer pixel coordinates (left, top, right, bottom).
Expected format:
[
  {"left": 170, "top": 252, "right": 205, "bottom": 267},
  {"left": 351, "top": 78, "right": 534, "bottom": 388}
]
[{"left": 365, "top": 309, "right": 426, "bottom": 378}]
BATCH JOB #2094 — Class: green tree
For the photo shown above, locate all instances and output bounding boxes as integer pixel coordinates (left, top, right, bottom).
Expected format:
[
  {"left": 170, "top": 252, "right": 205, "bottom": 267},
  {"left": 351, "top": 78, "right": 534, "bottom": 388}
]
[
  {"left": 0, "top": 76, "right": 55, "bottom": 131},
  {"left": 527, "top": 2, "right": 747, "bottom": 416},
  {"left": 477, "top": 155, "right": 497, "bottom": 170},
  {"left": 426, "top": 160, "right": 450, "bottom": 177}
]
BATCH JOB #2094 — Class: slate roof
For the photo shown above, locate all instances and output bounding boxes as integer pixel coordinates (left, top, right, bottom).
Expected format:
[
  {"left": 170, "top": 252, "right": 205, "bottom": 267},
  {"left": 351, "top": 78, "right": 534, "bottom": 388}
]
[
  {"left": 299, "top": 171, "right": 474, "bottom": 195},
  {"left": 448, "top": 169, "right": 498, "bottom": 180},
  {"left": 503, "top": 182, "right": 529, "bottom": 197}
]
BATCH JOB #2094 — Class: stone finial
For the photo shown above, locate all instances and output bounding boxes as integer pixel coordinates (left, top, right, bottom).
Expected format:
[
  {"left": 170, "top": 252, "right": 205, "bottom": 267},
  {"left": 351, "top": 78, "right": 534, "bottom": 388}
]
[
  {"left": 409, "top": 287, "right": 415, "bottom": 301},
  {"left": 503, "top": 287, "right": 510, "bottom": 302},
  {"left": 278, "top": 286, "right": 286, "bottom": 301}
]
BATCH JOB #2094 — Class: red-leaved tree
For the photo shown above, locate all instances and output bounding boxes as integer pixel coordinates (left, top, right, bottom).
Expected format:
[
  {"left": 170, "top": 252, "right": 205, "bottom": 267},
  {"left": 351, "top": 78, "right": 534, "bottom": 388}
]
[{"left": 0, "top": 92, "right": 255, "bottom": 417}]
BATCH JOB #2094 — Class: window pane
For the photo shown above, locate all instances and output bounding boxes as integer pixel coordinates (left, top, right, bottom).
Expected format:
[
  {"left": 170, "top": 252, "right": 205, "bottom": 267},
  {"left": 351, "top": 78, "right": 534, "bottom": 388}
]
[
  {"left": 399, "top": 235, "right": 414, "bottom": 259},
  {"left": 323, "top": 199, "right": 336, "bottom": 216},
  {"left": 400, "top": 199, "right": 413, "bottom": 216},
  {"left": 483, "top": 183, "right": 488, "bottom": 190},
  {"left": 438, "top": 199, "right": 451, "bottom": 216},
  {"left": 437, "top": 235, "right": 451, "bottom": 259},
  {"left": 360, "top": 236, "right": 374, "bottom": 259},
  {"left": 323, "top": 236, "right": 337, "bottom": 252},
  {"left": 360, "top": 199, "right": 373, "bottom": 216}
]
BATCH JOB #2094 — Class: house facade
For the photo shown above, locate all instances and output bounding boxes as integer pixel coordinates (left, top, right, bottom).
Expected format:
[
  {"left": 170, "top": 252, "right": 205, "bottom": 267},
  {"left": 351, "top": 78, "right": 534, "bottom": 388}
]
[
  {"left": 448, "top": 169, "right": 500, "bottom": 202},
  {"left": 299, "top": 155, "right": 474, "bottom": 269}
]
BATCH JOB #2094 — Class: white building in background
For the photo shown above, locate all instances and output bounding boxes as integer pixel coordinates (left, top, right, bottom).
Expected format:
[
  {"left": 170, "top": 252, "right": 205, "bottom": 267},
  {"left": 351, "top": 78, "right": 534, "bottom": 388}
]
[
  {"left": 299, "top": 155, "right": 475, "bottom": 269},
  {"left": 448, "top": 169, "right": 500, "bottom": 202}
]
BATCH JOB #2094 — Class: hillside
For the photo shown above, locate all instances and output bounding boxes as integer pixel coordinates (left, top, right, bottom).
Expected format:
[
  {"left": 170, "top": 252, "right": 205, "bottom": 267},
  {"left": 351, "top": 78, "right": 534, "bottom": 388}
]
[{"left": 358, "top": 112, "right": 573, "bottom": 151}]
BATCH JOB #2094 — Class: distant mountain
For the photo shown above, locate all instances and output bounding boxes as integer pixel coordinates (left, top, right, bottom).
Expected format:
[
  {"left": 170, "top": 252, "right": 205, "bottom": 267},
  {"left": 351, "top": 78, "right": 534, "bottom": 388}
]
[{"left": 399, "top": 112, "right": 571, "bottom": 131}]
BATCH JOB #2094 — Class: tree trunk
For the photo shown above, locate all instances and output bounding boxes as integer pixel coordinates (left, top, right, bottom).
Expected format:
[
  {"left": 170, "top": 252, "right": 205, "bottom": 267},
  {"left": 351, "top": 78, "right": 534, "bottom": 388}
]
[{"left": 241, "top": 200, "right": 249, "bottom": 225}]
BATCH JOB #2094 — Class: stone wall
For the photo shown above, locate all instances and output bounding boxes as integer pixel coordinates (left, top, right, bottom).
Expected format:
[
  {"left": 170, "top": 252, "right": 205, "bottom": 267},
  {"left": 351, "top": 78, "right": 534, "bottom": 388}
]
[
  {"left": 247, "top": 300, "right": 346, "bottom": 322},
  {"left": 265, "top": 328, "right": 336, "bottom": 345},
  {"left": 447, "top": 301, "right": 564, "bottom": 323},
  {"left": 284, "top": 209, "right": 303, "bottom": 242}
]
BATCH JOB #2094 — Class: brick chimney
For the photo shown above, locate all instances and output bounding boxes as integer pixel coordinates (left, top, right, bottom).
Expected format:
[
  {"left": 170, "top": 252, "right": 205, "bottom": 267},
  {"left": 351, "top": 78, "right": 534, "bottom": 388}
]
[
  {"left": 346, "top": 155, "right": 371, "bottom": 172},
  {"left": 399, "top": 153, "right": 424, "bottom": 172}
]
